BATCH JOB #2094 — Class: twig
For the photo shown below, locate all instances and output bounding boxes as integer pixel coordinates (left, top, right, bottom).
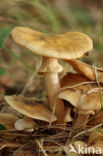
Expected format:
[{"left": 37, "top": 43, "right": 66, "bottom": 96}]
[
  {"left": 36, "top": 139, "right": 48, "bottom": 156},
  {"left": 73, "top": 123, "right": 102, "bottom": 139}
]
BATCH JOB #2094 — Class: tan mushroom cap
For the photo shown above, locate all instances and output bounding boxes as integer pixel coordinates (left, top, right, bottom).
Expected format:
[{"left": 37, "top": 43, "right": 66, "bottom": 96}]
[
  {"left": 0, "top": 113, "right": 18, "bottom": 129},
  {"left": 58, "top": 89, "right": 79, "bottom": 107},
  {"left": 11, "top": 27, "right": 93, "bottom": 60},
  {"left": 4, "top": 95, "right": 57, "bottom": 122},
  {"left": 80, "top": 88, "right": 103, "bottom": 111},
  {"left": 65, "top": 59, "right": 103, "bottom": 81}
]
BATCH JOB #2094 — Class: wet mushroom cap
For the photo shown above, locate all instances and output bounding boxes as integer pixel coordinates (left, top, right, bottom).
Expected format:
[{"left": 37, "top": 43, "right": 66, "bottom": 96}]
[
  {"left": 11, "top": 27, "right": 93, "bottom": 59},
  {"left": 4, "top": 95, "right": 57, "bottom": 122}
]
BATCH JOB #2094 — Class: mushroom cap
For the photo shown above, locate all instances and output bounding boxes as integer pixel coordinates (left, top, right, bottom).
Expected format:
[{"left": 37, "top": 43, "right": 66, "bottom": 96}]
[
  {"left": 65, "top": 59, "right": 103, "bottom": 81},
  {"left": 58, "top": 89, "right": 79, "bottom": 107},
  {"left": 11, "top": 27, "right": 93, "bottom": 60},
  {"left": 14, "top": 118, "right": 37, "bottom": 132},
  {"left": 4, "top": 95, "right": 57, "bottom": 122},
  {"left": 59, "top": 73, "right": 101, "bottom": 108},
  {"left": 60, "top": 73, "right": 90, "bottom": 87},
  {"left": 80, "top": 89, "right": 103, "bottom": 110},
  {"left": 0, "top": 113, "right": 18, "bottom": 129},
  {"left": 59, "top": 73, "right": 94, "bottom": 107}
]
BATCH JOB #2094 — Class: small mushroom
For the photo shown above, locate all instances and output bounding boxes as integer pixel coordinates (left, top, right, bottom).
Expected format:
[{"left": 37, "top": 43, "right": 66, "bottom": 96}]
[
  {"left": 87, "top": 129, "right": 103, "bottom": 154},
  {"left": 58, "top": 74, "right": 90, "bottom": 123},
  {"left": 14, "top": 118, "right": 37, "bottom": 132},
  {"left": 59, "top": 73, "right": 94, "bottom": 109},
  {"left": 0, "top": 113, "right": 18, "bottom": 129},
  {"left": 4, "top": 95, "right": 57, "bottom": 131},
  {"left": 59, "top": 73, "right": 103, "bottom": 126},
  {"left": 74, "top": 88, "right": 103, "bottom": 129},
  {"left": 11, "top": 27, "right": 93, "bottom": 125},
  {"left": 65, "top": 59, "right": 103, "bottom": 81}
]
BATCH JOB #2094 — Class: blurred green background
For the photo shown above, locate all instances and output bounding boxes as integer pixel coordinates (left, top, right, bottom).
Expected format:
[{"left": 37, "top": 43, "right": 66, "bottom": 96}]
[{"left": 0, "top": 0, "right": 103, "bottom": 95}]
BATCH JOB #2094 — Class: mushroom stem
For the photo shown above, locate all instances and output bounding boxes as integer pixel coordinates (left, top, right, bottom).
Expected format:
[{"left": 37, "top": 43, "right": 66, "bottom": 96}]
[
  {"left": 45, "top": 73, "right": 65, "bottom": 123},
  {"left": 44, "top": 72, "right": 60, "bottom": 110},
  {"left": 73, "top": 114, "right": 90, "bottom": 129},
  {"left": 40, "top": 57, "right": 65, "bottom": 124}
]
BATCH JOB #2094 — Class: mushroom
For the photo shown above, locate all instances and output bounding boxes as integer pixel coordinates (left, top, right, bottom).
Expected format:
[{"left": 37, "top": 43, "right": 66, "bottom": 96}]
[
  {"left": 4, "top": 95, "right": 57, "bottom": 131},
  {"left": 65, "top": 59, "right": 103, "bottom": 82},
  {"left": 74, "top": 88, "right": 103, "bottom": 129},
  {"left": 59, "top": 73, "right": 92, "bottom": 107},
  {"left": 59, "top": 73, "right": 103, "bottom": 126},
  {"left": 87, "top": 129, "right": 103, "bottom": 154},
  {"left": 0, "top": 113, "right": 18, "bottom": 129},
  {"left": 11, "top": 27, "right": 93, "bottom": 124},
  {"left": 65, "top": 105, "right": 73, "bottom": 122}
]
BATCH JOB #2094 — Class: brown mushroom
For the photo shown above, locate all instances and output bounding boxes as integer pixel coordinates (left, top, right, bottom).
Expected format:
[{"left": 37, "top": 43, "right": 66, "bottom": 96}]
[
  {"left": 14, "top": 118, "right": 38, "bottom": 132},
  {"left": 59, "top": 73, "right": 92, "bottom": 107},
  {"left": 74, "top": 88, "right": 103, "bottom": 129},
  {"left": 87, "top": 129, "right": 103, "bottom": 154},
  {"left": 65, "top": 59, "right": 103, "bottom": 81},
  {"left": 5, "top": 95, "right": 57, "bottom": 131},
  {"left": 59, "top": 73, "right": 102, "bottom": 126},
  {"left": 11, "top": 27, "right": 93, "bottom": 125},
  {"left": 0, "top": 113, "right": 18, "bottom": 129}
]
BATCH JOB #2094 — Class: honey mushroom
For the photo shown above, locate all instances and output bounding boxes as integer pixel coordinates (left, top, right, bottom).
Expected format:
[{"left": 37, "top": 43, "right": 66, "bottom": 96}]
[
  {"left": 74, "top": 88, "right": 103, "bottom": 129},
  {"left": 59, "top": 73, "right": 93, "bottom": 123},
  {"left": 59, "top": 73, "right": 103, "bottom": 127},
  {"left": 10, "top": 27, "right": 93, "bottom": 126},
  {"left": 5, "top": 95, "right": 57, "bottom": 131}
]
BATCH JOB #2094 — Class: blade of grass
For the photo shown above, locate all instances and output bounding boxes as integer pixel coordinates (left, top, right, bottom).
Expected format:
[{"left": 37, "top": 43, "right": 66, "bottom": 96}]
[{"left": 33, "top": 0, "right": 61, "bottom": 32}]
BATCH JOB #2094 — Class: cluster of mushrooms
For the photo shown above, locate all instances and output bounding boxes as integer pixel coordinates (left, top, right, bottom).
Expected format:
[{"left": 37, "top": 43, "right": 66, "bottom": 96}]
[{"left": 1, "top": 27, "right": 103, "bottom": 155}]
